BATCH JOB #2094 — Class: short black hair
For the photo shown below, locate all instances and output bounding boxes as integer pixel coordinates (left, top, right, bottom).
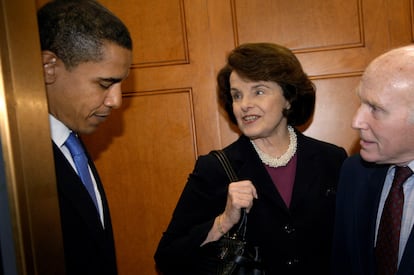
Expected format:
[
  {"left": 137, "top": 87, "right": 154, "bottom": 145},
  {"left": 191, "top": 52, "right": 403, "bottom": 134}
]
[{"left": 37, "top": 0, "right": 132, "bottom": 69}]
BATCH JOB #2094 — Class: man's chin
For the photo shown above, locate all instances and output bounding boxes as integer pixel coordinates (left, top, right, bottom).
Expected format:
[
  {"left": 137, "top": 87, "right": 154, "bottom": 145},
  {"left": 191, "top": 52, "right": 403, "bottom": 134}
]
[
  {"left": 79, "top": 124, "right": 99, "bottom": 135},
  {"left": 360, "top": 150, "right": 380, "bottom": 163}
]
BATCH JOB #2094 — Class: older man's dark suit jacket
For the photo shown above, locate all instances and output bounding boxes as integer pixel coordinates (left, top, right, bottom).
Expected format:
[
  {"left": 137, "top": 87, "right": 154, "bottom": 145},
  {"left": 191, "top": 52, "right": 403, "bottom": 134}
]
[
  {"left": 155, "top": 132, "right": 347, "bottom": 275},
  {"left": 332, "top": 154, "right": 414, "bottom": 275},
  {"left": 52, "top": 141, "right": 117, "bottom": 275}
]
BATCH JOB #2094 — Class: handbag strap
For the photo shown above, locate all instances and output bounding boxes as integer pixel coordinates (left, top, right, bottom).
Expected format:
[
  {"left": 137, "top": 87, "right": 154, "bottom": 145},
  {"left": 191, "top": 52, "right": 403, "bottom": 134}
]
[
  {"left": 212, "top": 150, "right": 238, "bottom": 182},
  {"left": 212, "top": 150, "right": 247, "bottom": 240}
]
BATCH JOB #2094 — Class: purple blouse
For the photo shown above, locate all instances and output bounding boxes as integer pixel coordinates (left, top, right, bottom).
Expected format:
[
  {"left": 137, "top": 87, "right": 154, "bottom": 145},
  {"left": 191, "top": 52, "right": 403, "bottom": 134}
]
[{"left": 264, "top": 153, "right": 297, "bottom": 207}]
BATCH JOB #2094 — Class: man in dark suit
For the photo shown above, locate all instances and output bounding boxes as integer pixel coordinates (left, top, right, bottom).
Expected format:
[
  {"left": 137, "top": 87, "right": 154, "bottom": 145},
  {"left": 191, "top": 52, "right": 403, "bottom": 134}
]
[
  {"left": 332, "top": 45, "right": 414, "bottom": 275},
  {"left": 37, "top": 1, "right": 132, "bottom": 274}
]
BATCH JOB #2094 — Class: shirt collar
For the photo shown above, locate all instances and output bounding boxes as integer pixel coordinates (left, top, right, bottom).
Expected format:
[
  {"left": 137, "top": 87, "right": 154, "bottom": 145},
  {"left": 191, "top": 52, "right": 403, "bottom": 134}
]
[
  {"left": 388, "top": 161, "right": 414, "bottom": 175},
  {"left": 49, "top": 114, "right": 72, "bottom": 148}
]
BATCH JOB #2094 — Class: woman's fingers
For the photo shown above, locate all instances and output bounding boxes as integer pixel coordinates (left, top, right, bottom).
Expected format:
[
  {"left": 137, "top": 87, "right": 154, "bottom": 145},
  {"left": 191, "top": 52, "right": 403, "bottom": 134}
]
[{"left": 224, "top": 180, "right": 257, "bottom": 222}]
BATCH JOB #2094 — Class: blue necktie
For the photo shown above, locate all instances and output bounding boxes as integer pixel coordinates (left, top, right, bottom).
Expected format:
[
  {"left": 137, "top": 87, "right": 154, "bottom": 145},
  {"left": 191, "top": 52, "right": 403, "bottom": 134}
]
[{"left": 65, "top": 132, "right": 99, "bottom": 211}]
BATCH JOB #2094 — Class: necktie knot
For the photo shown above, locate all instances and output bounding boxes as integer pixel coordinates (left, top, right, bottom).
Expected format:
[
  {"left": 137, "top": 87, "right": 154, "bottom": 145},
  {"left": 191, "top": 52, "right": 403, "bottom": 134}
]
[
  {"left": 65, "top": 132, "right": 85, "bottom": 157},
  {"left": 393, "top": 166, "right": 413, "bottom": 189}
]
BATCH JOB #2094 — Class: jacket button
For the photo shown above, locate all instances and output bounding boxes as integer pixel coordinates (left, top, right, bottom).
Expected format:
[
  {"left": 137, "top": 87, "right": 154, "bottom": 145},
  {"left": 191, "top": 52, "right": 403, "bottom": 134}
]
[
  {"left": 286, "top": 259, "right": 299, "bottom": 266},
  {"left": 283, "top": 224, "right": 295, "bottom": 234}
]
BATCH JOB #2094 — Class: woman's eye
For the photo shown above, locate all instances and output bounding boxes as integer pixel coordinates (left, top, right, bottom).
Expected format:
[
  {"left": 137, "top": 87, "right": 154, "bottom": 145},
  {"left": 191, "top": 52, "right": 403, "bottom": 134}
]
[
  {"left": 231, "top": 93, "right": 241, "bottom": 100},
  {"left": 255, "top": 90, "right": 264, "bottom": 95}
]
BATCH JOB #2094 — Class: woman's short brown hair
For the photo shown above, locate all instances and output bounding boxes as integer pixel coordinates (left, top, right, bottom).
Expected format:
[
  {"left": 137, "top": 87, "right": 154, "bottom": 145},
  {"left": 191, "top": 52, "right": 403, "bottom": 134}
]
[{"left": 217, "top": 42, "right": 315, "bottom": 126}]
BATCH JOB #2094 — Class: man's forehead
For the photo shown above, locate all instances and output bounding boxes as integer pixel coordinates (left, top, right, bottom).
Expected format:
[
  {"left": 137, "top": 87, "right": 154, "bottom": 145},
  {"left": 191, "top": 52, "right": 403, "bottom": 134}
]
[
  {"left": 362, "top": 48, "right": 414, "bottom": 87},
  {"left": 361, "top": 69, "right": 413, "bottom": 92},
  {"left": 369, "top": 46, "right": 414, "bottom": 71}
]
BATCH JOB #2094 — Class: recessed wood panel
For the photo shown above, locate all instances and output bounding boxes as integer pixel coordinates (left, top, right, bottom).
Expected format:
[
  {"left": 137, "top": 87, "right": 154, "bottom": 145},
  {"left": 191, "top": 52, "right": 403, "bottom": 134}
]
[
  {"left": 302, "top": 77, "right": 361, "bottom": 155},
  {"left": 232, "top": 0, "right": 363, "bottom": 50},
  {"left": 83, "top": 89, "right": 197, "bottom": 274},
  {"left": 100, "top": 0, "right": 189, "bottom": 67},
  {"left": 231, "top": 0, "right": 413, "bottom": 78}
]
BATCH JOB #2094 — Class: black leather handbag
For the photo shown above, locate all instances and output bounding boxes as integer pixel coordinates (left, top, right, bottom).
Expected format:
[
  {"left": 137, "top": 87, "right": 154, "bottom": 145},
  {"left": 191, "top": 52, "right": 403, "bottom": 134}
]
[{"left": 212, "top": 150, "right": 265, "bottom": 275}]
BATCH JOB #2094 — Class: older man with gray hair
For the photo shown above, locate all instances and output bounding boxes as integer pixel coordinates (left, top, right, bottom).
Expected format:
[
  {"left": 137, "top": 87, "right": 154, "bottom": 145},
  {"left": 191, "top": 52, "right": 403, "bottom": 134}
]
[{"left": 332, "top": 45, "right": 414, "bottom": 275}]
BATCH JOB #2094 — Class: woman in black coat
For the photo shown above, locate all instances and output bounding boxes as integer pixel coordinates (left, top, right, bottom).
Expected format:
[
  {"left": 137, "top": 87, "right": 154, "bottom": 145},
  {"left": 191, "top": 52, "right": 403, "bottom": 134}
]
[{"left": 154, "top": 43, "right": 347, "bottom": 275}]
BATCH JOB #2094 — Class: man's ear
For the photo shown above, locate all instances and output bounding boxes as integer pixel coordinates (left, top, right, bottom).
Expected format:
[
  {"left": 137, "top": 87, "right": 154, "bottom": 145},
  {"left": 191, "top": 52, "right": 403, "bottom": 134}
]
[{"left": 42, "top": 51, "right": 57, "bottom": 84}]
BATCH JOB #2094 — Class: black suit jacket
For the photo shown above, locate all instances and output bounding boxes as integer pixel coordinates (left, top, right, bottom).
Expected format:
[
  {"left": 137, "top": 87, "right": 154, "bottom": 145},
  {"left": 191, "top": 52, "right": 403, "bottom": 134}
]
[
  {"left": 332, "top": 154, "right": 414, "bottom": 275},
  {"left": 52, "top": 141, "right": 117, "bottom": 275},
  {"left": 155, "top": 132, "right": 347, "bottom": 275}
]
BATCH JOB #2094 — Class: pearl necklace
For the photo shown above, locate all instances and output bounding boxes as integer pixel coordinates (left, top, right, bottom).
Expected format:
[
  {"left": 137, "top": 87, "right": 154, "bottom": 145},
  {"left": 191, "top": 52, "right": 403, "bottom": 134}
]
[{"left": 250, "top": 126, "right": 297, "bottom": 168}]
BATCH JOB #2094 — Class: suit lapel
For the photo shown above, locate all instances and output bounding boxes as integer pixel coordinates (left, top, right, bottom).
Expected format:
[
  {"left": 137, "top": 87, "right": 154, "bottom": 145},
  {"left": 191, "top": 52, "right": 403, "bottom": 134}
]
[
  {"left": 290, "top": 133, "right": 319, "bottom": 209},
  {"left": 399, "top": 228, "right": 414, "bottom": 274},
  {"left": 356, "top": 163, "right": 388, "bottom": 273},
  {"left": 233, "top": 136, "right": 291, "bottom": 212},
  {"left": 85, "top": 149, "right": 113, "bottom": 231},
  {"left": 52, "top": 143, "right": 105, "bottom": 235},
  {"left": 80, "top": 138, "right": 112, "bottom": 225}
]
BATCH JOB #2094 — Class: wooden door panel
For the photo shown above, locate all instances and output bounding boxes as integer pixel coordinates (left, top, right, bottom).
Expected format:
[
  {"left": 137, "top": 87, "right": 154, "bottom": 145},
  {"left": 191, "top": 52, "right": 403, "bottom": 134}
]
[
  {"left": 100, "top": 0, "right": 189, "bottom": 67},
  {"left": 231, "top": 0, "right": 412, "bottom": 74},
  {"left": 232, "top": 0, "right": 363, "bottom": 49},
  {"left": 102, "top": 0, "right": 222, "bottom": 154},
  {"left": 83, "top": 89, "right": 197, "bottom": 274},
  {"left": 301, "top": 77, "right": 361, "bottom": 152}
]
